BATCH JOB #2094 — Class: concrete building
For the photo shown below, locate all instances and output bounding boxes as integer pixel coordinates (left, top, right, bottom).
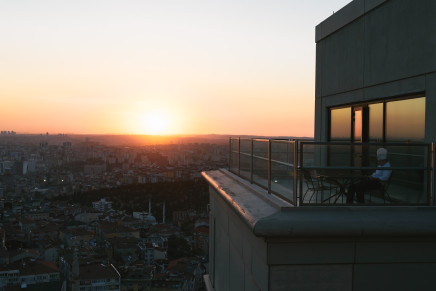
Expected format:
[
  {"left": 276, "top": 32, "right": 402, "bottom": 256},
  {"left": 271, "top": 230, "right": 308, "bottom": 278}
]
[
  {"left": 92, "top": 198, "right": 112, "bottom": 212},
  {"left": 0, "top": 260, "right": 60, "bottom": 290},
  {"left": 76, "top": 263, "right": 121, "bottom": 291},
  {"left": 314, "top": 0, "right": 436, "bottom": 144},
  {"left": 203, "top": 1, "right": 436, "bottom": 290}
]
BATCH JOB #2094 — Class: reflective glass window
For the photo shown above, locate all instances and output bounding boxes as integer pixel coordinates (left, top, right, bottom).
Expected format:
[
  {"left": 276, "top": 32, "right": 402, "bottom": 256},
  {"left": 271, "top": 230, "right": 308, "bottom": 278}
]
[
  {"left": 368, "top": 103, "right": 383, "bottom": 141},
  {"left": 353, "top": 108, "right": 362, "bottom": 142},
  {"left": 330, "top": 107, "right": 351, "bottom": 141},
  {"left": 386, "top": 97, "right": 425, "bottom": 142}
]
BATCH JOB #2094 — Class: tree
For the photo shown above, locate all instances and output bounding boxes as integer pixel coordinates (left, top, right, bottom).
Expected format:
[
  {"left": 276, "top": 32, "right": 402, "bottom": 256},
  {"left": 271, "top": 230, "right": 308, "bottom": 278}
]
[{"left": 167, "top": 235, "right": 192, "bottom": 260}]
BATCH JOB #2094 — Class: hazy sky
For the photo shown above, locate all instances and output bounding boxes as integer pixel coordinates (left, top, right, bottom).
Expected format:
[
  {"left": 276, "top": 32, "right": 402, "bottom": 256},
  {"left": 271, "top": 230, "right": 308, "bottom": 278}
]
[{"left": 0, "top": 0, "right": 351, "bottom": 137}]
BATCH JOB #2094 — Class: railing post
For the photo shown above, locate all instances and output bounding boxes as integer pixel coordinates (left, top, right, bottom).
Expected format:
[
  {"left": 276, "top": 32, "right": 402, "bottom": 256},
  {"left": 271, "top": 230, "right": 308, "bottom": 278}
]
[
  {"left": 432, "top": 143, "right": 435, "bottom": 206},
  {"left": 299, "top": 141, "right": 304, "bottom": 206},
  {"left": 268, "top": 139, "right": 271, "bottom": 194},
  {"left": 238, "top": 137, "right": 241, "bottom": 176},
  {"left": 293, "top": 139, "right": 298, "bottom": 205},
  {"left": 228, "top": 138, "right": 231, "bottom": 171},
  {"left": 250, "top": 139, "right": 254, "bottom": 184}
]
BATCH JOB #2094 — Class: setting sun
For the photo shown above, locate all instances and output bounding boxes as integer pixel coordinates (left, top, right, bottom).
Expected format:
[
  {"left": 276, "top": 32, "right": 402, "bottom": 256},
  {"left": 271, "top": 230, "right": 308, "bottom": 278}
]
[{"left": 143, "top": 112, "right": 171, "bottom": 135}]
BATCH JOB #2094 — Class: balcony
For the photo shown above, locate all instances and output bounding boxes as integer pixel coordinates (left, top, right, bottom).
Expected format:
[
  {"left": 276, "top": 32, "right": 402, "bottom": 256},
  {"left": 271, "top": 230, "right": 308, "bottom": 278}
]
[
  {"left": 202, "top": 138, "right": 436, "bottom": 290},
  {"left": 229, "top": 138, "right": 435, "bottom": 206}
]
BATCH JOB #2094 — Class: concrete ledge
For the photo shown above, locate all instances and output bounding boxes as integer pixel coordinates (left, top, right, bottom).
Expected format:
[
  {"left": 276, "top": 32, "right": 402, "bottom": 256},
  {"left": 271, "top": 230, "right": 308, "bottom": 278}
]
[
  {"left": 202, "top": 169, "right": 286, "bottom": 230},
  {"left": 203, "top": 274, "right": 214, "bottom": 291},
  {"left": 203, "top": 169, "right": 436, "bottom": 238}
]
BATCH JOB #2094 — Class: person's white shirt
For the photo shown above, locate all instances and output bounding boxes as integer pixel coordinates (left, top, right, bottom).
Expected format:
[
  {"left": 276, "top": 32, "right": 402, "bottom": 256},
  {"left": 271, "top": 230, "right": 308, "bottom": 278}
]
[{"left": 372, "top": 161, "right": 392, "bottom": 181}]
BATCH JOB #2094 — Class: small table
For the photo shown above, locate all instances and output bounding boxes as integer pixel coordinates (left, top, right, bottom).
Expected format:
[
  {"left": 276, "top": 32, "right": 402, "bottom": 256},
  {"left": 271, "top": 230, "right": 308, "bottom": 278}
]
[{"left": 316, "top": 171, "right": 363, "bottom": 204}]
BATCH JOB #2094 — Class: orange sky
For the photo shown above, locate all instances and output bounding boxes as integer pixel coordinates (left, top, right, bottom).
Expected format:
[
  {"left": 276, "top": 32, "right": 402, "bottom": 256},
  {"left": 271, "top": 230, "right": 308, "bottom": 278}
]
[{"left": 0, "top": 0, "right": 350, "bottom": 137}]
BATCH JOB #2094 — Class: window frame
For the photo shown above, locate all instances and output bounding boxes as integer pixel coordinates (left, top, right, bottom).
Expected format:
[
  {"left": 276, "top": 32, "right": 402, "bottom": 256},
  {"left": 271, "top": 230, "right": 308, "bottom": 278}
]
[{"left": 328, "top": 94, "right": 425, "bottom": 142}]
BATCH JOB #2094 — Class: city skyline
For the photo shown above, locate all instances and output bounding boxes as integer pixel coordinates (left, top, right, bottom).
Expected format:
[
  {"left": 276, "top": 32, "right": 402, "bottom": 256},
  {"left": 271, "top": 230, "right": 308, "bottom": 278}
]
[{"left": 1, "top": 0, "right": 350, "bottom": 136}]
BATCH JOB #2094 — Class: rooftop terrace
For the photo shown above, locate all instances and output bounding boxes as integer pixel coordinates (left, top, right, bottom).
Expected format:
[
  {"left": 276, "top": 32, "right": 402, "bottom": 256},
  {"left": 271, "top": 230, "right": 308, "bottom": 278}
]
[{"left": 229, "top": 137, "right": 435, "bottom": 206}]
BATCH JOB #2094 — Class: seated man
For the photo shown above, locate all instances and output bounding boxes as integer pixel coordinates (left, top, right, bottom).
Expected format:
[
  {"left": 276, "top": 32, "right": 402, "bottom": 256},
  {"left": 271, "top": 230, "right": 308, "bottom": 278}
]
[{"left": 347, "top": 148, "right": 392, "bottom": 204}]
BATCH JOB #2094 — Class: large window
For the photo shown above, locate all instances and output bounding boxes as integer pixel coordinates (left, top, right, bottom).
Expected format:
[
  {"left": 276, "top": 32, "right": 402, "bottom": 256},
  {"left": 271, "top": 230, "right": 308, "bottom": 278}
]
[
  {"left": 329, "top": 96, "right": 425, "bottom": 142},
  {"left": 330, "top": 107, "right": 351, "bottom": 141},
  {"left": 368, "top": 103, "right": 383, "bottom": 141},
  {"left": 386, "top": 97, "right": 425, "bottom": 142}
]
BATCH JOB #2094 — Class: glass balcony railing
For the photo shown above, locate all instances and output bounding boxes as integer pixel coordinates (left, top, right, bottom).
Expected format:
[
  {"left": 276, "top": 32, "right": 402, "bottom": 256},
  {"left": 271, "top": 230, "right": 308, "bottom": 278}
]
[{"left": 229, "top": 138, "right": 435, "bottom": 206}]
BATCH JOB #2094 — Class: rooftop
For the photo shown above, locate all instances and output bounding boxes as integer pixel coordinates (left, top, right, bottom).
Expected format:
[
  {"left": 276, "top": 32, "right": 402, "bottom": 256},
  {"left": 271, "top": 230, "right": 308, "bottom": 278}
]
[
  {"left": 78, "top": 263, "right": 120, "bottom": 280},
  {"left": 203, "top": 169, "right": 436, "bottom": 238}
]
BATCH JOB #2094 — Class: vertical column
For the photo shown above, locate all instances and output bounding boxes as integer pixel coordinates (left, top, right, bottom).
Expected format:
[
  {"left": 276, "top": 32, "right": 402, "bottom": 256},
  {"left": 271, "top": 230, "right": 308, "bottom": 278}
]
[
  {"left": 228, "top": 138, "right": 231, "bottom": 171},
  {"left": 293, "top": 140, "right": 298, "bottom": 205},
  {"left": 250, "top": 139, "right": 254, "bottom": 184},
  {"left": 432, "top": 143, "right": 435, "bottom": 206},
  {"left": 238, "top": 137, "right": 241, "bottom": 176},
  {"left": 268, "top": 139, "right": 271, "bottom": 194},
  {"left": 298, "top": 142, "right": 304, "bottom": 206}
]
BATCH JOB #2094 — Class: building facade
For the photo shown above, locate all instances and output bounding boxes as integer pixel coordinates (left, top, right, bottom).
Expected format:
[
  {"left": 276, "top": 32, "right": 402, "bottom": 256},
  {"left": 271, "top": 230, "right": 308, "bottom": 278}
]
[
  {"left": 315, "top": 0, "right": 436, "bottom": 144},
  {"left": 203, "top": 1, "right": 436, "bottom": 290}
]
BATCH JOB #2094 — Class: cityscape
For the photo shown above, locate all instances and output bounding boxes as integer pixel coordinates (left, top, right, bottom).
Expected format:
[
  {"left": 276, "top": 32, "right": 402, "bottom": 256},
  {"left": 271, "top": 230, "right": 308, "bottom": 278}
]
[
  {"left": 0, "top": 133, "right": 228, "bottom": 290},
  {"left": 2, "top": 0, "right": 436, "bottom": 290}
]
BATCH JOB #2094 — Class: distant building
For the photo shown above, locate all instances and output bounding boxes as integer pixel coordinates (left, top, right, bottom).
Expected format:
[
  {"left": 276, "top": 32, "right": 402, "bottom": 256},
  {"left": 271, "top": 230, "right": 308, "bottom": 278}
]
[
  {"left": 75, "top": 263, "right": 120, "bottom": 291},
  {"left": 92, "top": 198, "right": 112, "bottom": 212},
  {"left": 84, "top": 164, "right": 106, "bottom": 175},
  {"left": 97, "top": 222, "right": 140, "bottom": 240},
  {"left": 119, "top": 265, "right": 153, "bottom": 291},
  {"left": 0, "top": 260, "right": 60, "bottom": 290},
  {"left": 137, "top": 241, "right": 166, "bottom": 265}
]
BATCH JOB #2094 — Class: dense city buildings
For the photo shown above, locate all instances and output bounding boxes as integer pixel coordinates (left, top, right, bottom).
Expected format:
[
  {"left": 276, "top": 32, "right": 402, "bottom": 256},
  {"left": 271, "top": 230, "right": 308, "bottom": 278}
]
[{"left": 0, "top": 134, "right": 226, "bottom": 290}]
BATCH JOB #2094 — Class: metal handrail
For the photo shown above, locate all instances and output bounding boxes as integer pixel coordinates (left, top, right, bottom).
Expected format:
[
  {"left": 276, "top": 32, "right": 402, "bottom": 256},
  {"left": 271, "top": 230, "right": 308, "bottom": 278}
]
[
  {"left": 302, "top": 166, "right": 427, "bottom": 171},
  {"left": 236, "top": 151, "right": 293, "bottom": 168},
  {"left": 229, "top": 138, "right": 434, "bottom": 206}
]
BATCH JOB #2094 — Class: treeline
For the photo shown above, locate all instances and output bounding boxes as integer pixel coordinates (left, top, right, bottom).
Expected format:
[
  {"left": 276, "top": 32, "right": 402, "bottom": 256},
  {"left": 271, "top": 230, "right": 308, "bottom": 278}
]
[{"left": 64, "top": 180, "right": 209, "bottom": 222}]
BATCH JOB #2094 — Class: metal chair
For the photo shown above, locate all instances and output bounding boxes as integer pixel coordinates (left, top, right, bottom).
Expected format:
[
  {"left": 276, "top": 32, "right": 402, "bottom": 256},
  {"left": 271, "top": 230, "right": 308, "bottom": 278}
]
[
  {"left": 302, "top": 170, "right": 339, "bottom": 204},
  {"left": 367, "top": 176, "right": 392, "bottom": 204}
]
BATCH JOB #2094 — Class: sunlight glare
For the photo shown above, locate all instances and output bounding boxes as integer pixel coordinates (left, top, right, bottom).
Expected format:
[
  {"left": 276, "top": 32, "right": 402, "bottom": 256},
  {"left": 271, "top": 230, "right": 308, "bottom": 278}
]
[{"left": 144, "top": 112, "right": 170, "bottom": 135}]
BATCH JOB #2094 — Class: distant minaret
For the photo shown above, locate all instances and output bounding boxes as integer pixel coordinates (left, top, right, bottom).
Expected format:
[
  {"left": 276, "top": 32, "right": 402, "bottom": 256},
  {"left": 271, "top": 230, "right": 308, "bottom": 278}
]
[
  {"left": 72, "top": 248, "right": 79, "bottom": 291},
  {"left": 148, "top": 199, "right": 151, "bottom": 215},
  {"left": 163, "top": 201, "right": 166, "bottom": 224}
]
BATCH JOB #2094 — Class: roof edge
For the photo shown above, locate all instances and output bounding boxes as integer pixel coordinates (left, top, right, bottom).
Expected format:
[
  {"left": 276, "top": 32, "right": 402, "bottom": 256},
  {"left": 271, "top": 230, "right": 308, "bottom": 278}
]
[{"left": 315, "top": 0, "right": 388, "bottom": 42}]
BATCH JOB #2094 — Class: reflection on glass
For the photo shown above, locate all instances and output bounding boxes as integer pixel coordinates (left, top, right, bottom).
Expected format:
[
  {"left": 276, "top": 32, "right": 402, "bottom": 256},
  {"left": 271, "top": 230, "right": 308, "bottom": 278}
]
[
  {"left": 330, "top": 107, "right": 351, "bottom": 141},
  {"left": 386, "top": 97, "right": 425, "bottom": 142},
  {"left": 369, "top": 103, "right": 383, "bottom": 141},
  {"left": 353, "top": 109, "right": 362, "bottom": 142},
  {"left": 253, "top": 157, "right": 268, "bottom": 189}
]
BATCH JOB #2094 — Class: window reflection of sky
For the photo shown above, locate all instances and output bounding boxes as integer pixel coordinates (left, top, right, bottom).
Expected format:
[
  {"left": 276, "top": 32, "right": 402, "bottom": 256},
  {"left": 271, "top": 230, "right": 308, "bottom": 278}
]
[
  {"left": 330, "top": 97, "right": 425, "bottom": 142},
  {"left": 330, "top": 107, "right": 351, "bottom": 141},
  {"left": 386, "top": 97, "right": 425, "bottom": 141}
]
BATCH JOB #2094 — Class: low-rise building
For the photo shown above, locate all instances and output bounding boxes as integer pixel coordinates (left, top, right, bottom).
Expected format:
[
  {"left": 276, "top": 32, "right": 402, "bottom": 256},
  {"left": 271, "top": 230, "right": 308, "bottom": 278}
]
[
  {"left": 76, "top": 264, "right": 120, "bottom": 291},
  {"left": 92, "top": 198, "right": 112, "bottom": 212},
  {"left": 0, "top": 260, "right": 60, "bottom": 290},
  {"left": 119, "top": 265, "right": 154, "bottom": 291}
]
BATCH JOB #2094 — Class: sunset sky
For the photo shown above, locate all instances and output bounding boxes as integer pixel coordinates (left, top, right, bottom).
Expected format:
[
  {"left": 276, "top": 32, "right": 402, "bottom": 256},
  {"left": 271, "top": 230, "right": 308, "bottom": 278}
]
[{"left": 0, "top": 0, "right": 350, "bottom": 137}]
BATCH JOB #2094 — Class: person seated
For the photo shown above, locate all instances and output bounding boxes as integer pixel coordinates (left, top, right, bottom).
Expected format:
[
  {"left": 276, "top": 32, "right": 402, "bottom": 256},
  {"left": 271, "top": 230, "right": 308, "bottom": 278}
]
[{"left": 346, "top": 148, "right": 392, "bottom": 204}]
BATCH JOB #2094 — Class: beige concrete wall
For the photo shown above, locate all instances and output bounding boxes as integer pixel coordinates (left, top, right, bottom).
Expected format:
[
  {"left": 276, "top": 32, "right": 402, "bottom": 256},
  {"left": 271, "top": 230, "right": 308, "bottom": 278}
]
[
  {"left": 209, "top": 186, "right": 268, "bottom": 291},
  {"left": 267, "top": 239, "right": 436, "bottom": 290}
]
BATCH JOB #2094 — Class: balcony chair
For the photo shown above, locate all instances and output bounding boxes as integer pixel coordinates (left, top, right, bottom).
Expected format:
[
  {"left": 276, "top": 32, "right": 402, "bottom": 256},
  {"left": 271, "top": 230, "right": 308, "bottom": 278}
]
[
  {"left": 302, "top": 169, "right": 340, "bottom": 204},
  {"left": 366, "top": 176, "right": 392, "bottom": 204}
]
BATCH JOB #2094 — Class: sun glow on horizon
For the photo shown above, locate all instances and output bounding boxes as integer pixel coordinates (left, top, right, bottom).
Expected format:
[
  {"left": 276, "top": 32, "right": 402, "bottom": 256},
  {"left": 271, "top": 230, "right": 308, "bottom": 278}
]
[
  {"left": 0, "top": 0, "right": 352, "bottom": 137},
  {"left": 141, "top": 111, "right": 172, "bottom": 135}
]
